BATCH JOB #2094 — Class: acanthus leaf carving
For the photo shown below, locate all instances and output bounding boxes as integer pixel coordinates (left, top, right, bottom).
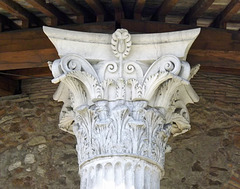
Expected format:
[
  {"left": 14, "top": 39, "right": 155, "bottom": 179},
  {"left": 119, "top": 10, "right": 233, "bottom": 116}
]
[
  {"left": 143, "top": 55, "right": 182, "bottom": 80},
  {"left": 188, "top": 64, "right": 201, "bottom": 80}
]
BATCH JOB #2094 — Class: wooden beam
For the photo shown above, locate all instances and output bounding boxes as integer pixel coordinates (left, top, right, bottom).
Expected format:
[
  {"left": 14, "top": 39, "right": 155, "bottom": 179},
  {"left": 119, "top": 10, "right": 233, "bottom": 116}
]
[
  {"left": 2, "top": 67, "right": 52, "bottom": 80},
  {"left": 0, "top": 48, "right": 58, "bottom": 71},
  {"left": 151, "top": 0, "right": 179, "bottom": 21},
  {"left": 120, "top": 19, "right": 240, "bottom": 74},
  {"left": 188, "top": 49, "right": 240, "bottom": 72},
  {"left": 85, "top": 0, "right": 106, "bottom": 22},
  {"left": 120, "top": 20, "right": 240, "bottom": 51},
  {"left": 0, "top": 75, "right": 20, "bottom": 96},
  {"left": 199, "top": 66, "right": 240, "bottom": 75},
  {"left": 0, "top": 22, "right": 116, "bottom": 71},
  {"left": 1, "top": 21, "right": 240, "bottom": 75},
  {"left": 112, "top": 0, "right": 125, "bottom": 23},
  {"left": 55, "top": 0, "right": 88, "bottom": 23},
  {"left": 134, "top": 0, "right": 146, "bottom": 20},
  {"left": 0, "top": 13, "right": 20, "bottom": 31},
  {"left": 180, "top": 0, "right": 215, "bottom": 25},
  {"left": 0, "top": 0, "right": 44, "bottom": 28},
  {"left": 211, "top": 0, "right": 240, "bottom": 29},
  {"left": 26, "top": 0, "right": 73, "bottom": 26}
]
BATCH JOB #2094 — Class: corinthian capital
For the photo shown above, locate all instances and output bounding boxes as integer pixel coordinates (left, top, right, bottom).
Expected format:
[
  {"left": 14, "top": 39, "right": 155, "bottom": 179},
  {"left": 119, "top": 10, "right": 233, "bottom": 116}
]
[{"left": 44, "top": 27, "right": 200, "bottom": 188}]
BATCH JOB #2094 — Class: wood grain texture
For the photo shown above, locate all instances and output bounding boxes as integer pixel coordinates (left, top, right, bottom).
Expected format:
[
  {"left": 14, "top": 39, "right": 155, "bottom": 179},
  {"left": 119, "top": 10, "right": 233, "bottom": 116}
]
[
  {"left": 181, "top": 0, "right": 215, "bottom": 25},
  {"left": 26, "top": 0, "right": 73, "bottom": 25},
  {"left": 134, "top": 0, "right": 146, "bottom": 20},
  {"left": 85, "top": 0, "right": 106, "bottom": 22},
  {"left": 151, "top": 0, "right": 179, "bottom": 21},
  {"left": 0, "top": 0, "right": 44, "bottom": 28},
  {"left": 55, "top": 0, "right": 88, "bottom": 23},
  {"left": 2, "top": 67, "right": 52, "bottom": 80},
  {"left": 0, "top": 20, "right": 240, "bottom": 75},
  {"left": 211, "top": 0, "right": 240, "bottom": 28},
  {"left": 0, "top": 22, "right": 116, "bottom": 70}
]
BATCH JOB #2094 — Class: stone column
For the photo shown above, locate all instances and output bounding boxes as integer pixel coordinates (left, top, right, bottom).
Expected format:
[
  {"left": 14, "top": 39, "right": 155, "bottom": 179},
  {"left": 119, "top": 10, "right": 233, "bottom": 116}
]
[{"left": 44, "top": 27, "right": 200, "bottom": 188}]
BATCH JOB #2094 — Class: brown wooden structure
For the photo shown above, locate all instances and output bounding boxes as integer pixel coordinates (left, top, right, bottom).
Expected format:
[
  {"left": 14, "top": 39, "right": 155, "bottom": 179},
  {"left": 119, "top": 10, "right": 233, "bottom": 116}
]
[{"left": 0, "top": 0, "right": 240, "bottom": 96}]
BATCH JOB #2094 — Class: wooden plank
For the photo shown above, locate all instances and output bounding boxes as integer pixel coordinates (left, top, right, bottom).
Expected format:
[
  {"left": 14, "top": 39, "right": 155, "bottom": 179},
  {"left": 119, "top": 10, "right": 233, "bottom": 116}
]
[
  {"left": 180, "top": 0, "right": 215, "bottom": 25},
  {"left": 0, "top": 0, "right": 44, "bottom": 28},
  {"left": 151, "top": 0, "right": 179, "bottom": 21},
  {"left": 134, "top": 0, "right": 146, "bottom": 20},
  {"left": 211, "top": 0, "right": 240, "bottom": 29},
  {"left": 112, "top": 0, "right": 125, "bottom": 23},
  {"left": 26, "top": 0, "right": 73, "bottom": 26},
  {"left": 0, "top": 75, "right": 19, "bottom": 96},
  {"left": 85, "top": 0, "right": 106, "bottom": 22}
]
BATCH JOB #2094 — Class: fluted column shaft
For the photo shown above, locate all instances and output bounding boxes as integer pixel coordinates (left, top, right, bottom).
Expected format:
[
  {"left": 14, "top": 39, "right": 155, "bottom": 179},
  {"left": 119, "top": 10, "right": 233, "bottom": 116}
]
[{"left": 80, "top": 156, "right": 161, "bottom": 189}]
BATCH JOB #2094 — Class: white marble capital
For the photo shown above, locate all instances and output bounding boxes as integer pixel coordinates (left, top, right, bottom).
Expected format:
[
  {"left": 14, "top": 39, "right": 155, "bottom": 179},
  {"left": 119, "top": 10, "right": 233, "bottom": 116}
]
[{"left": 44, "top": 27, "right": 200, "bottom": 189}]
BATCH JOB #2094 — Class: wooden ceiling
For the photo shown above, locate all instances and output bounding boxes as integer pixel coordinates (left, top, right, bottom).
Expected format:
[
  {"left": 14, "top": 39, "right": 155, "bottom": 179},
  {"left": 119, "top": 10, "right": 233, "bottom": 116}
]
[{"left": 0, "top": 0, "right": 240, "bottom": 96}]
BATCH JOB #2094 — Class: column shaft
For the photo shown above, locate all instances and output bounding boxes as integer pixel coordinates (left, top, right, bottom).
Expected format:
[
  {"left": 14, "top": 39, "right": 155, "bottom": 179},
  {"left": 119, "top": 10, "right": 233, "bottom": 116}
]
[{"left": 80, "top": 156, "right": 161, "bottom": 189}]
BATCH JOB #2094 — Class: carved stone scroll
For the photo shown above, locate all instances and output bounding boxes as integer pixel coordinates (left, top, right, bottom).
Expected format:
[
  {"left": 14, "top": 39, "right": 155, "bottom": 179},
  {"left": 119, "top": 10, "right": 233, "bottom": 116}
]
[{"left": 44, "top": 26, "right": 200, "bottom": 188}]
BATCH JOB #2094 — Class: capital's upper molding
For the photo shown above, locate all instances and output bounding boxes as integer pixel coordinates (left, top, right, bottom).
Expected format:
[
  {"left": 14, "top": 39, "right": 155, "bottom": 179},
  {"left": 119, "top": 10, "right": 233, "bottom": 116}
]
[{"left": 43, "top": 26, "right": 200, "bottom": 62}]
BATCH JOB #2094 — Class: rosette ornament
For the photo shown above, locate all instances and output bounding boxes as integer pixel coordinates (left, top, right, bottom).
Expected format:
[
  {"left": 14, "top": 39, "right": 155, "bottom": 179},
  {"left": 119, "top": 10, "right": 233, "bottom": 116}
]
[{"left": 44, "top": 26, "right": 200, "bottom": 189}]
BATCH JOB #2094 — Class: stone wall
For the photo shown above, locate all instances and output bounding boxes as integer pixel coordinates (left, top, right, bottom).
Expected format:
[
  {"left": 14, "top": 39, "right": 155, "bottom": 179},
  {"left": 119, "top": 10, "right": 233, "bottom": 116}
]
[
  {"left": 0, "top": 71, "right": 239, "bottom": 188},
  {"left": 0, "top": 78, "right": 79, "bottom": 188}
]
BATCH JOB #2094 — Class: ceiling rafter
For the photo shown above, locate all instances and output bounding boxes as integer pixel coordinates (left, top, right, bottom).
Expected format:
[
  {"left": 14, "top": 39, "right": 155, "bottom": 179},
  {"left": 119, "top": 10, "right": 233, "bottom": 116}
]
[
  {"left": 0, "top": 0, "right": 44, "bottom": 28},
  {"left": 0, "top": 13, "right": 20, "bottom": 31},
  {"left": 211, "top": 0, "right": 240, "bottom": 29},
  {"left": 54, "top": 0, "right": 88, "bottom": 23},
  {"left": 26, "top": 0, "right": 73, "bottom": 26},
  {"left": 151, "top": 0, "right": 179, "bottom": 22},
  {"left": 180, "top": 0, "right": 215, "bottom": 25},
  {"left": 134, "top": 0, "right": 146, "bottom": 20},
  {"left": 112, "top": 0, "right": 124, "bottom": 23},
  {"left": 85, "top": 0, "right": 106, "bottom": 22}
]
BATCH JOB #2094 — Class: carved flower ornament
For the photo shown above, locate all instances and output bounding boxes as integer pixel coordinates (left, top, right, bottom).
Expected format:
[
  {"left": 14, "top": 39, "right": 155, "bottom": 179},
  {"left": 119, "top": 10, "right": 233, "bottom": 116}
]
[{"left": 111, "top": 29, "right": 131, "bottom": 58}]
